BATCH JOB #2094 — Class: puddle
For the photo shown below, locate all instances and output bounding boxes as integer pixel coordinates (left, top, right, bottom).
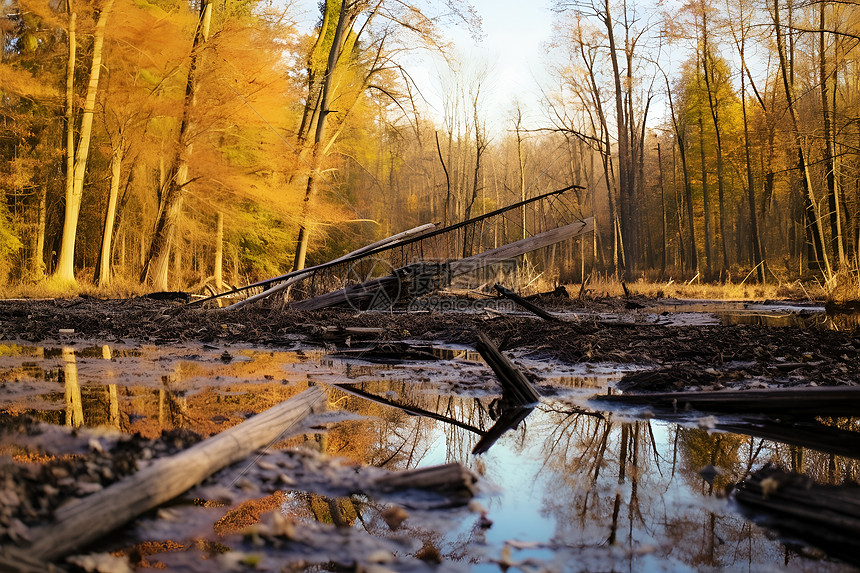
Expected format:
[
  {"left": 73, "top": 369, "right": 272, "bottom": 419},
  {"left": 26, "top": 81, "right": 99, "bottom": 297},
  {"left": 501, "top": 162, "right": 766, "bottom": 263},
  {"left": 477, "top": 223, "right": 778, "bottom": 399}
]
[{"left": 0, "top": 342, "right": 858, "bottom": 571}]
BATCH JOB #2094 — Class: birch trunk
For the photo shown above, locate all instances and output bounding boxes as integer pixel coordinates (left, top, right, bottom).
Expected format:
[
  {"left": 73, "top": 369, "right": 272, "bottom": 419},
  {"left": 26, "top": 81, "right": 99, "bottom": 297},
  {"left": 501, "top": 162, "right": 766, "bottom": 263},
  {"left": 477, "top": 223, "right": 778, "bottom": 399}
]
[
  {"left": 95, "top": 140, "right": 123, "bottom": 286},
  {"left": 54, "top": 0, "right": 114, "bottom": 282}
]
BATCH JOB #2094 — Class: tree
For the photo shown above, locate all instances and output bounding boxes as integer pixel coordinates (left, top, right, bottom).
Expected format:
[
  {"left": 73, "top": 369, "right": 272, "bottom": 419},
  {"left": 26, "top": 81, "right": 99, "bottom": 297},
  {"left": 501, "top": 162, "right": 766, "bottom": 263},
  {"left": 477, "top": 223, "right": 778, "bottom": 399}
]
[
  {"left": 54, "top": 0, "right": 115, "bottom": 283},
  {"left": 140, "top": 0, "right": 212, "bottom": 289}
]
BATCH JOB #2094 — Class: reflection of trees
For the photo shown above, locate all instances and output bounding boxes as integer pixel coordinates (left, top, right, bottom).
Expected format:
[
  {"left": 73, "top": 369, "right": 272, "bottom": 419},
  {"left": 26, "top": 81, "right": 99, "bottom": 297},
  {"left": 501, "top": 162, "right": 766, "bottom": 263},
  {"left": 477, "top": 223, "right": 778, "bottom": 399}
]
[{"left": 62, "top": 347, "right": 83, "bottom": 427}]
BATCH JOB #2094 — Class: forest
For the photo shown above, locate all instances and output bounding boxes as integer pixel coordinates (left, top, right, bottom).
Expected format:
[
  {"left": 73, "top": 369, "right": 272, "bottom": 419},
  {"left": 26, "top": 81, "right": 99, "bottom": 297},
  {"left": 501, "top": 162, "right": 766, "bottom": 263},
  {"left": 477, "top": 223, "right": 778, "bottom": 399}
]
[{"left": 1, "top": 0, "right": 859, "bottom": 294}]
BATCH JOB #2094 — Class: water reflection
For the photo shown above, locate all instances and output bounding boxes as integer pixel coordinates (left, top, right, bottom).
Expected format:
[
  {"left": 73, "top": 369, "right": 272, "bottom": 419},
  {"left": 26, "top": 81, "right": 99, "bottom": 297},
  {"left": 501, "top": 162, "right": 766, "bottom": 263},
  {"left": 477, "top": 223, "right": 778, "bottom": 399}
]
[{"left": 1, "top": 343, "right": 858, "bottom": 570}]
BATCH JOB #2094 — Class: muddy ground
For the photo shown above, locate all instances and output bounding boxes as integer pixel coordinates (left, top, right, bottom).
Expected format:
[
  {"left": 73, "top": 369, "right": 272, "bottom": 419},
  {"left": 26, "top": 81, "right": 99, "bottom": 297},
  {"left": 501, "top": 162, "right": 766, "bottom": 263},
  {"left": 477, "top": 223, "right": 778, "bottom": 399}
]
[
  {"left": 0, "top": 294, "right": 857, "bottom": 392},
  {"left": 2, "top": 294, "right": 860, "bottom": 571}
]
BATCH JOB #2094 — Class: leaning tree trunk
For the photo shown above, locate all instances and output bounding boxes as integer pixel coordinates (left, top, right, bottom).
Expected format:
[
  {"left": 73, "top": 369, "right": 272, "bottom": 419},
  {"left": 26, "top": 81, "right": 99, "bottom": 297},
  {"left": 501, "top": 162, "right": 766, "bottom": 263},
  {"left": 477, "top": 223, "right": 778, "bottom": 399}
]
[
  {"left": 291, "top": 0, "right": 353, "bottom": 272},
  {"left": 141, "top": 0, "right": 212, "bottom": 289},
  {"left": 54, "top": 0, "right": 113, "bottom": 282},
  {"left": 741, "top": 56, "right": 765, "bottom": 282}
]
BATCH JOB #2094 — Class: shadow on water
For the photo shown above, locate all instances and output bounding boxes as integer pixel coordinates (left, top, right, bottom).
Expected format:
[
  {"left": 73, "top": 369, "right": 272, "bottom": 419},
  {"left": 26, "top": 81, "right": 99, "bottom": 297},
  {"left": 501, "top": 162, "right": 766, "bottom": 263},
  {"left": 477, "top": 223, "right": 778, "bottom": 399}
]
[{"left": 1, "top": 343, "right": 859, "bottom": 571}]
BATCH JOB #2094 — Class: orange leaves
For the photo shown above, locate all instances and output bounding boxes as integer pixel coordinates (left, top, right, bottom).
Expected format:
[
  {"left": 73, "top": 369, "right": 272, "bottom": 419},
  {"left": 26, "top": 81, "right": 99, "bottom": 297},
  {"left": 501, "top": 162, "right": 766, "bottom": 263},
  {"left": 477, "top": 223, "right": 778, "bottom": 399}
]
[{"left": 0, "top": 63, "right": 60, "bottom": 101}]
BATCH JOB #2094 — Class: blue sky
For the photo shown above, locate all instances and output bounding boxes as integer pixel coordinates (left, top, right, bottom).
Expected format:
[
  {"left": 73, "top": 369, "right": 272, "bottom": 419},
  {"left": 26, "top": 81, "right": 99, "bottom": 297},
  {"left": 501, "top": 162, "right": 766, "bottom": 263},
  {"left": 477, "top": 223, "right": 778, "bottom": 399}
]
[{"left": 292, "top": 0, "right": 557, "bottom": 132}]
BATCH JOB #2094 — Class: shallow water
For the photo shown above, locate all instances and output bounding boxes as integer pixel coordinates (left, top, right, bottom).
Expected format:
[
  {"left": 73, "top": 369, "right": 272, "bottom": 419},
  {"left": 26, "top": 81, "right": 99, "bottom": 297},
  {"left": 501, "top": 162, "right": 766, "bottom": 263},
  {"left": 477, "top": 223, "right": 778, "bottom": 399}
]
[{"left": 0, "top": 341, "right": 858, "bottom": 571}]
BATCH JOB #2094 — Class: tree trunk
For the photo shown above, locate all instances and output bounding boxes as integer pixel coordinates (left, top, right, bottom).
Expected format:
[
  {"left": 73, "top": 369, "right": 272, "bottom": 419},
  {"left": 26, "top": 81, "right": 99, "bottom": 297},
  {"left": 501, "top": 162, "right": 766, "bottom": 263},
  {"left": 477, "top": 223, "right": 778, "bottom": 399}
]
[
  {"left": 772, "top": 0, "right": 832, "bottom": 280},
  {"left": 55, "top": 0, "right": 114, "bottom": 281},
  {"left": 665, "top": 74, "right": 698, "bottom": 273},
  {"left": 292, "top": 0, "right": 354, "bottom": 272},
  {"left": 603, "top": 0, "right": 633, "bottom": 276},
  {"left": 698, "top": 113, "right": 713, "bottom": 277},
  {"left": 820, "top": 1, "right": 846, "bottom": 269},
  {"left": 741, "top": 56, "right": 765, "bottom": 282},
  {"left": 32, "top": 184, "right": 46, "bottom": 281},
  {"left": 141, "top": 0, "right": 212, "bottom": 289},
  {"left": 215, "top": 211, "right": 223, "bottom": 289},
  {"left": 657, "top": 141, "right": 667, "bottom": 276},
  {"left": 95, "top": 140, "right": 123, "bottom": 286},
  {"left": 700, "top": 23, "right": 729, "bottom": 275}
]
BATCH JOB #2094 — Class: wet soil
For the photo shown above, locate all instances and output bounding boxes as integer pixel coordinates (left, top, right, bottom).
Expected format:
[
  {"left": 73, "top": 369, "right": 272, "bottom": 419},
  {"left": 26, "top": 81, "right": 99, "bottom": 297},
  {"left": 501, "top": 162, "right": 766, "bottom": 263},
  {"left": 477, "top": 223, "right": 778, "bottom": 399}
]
[
  {"left": 2, "top": 295, "right": 860, "bottom": 571},
  {"left": 0, "top": 294, "right": 857, "bottom": 392}
]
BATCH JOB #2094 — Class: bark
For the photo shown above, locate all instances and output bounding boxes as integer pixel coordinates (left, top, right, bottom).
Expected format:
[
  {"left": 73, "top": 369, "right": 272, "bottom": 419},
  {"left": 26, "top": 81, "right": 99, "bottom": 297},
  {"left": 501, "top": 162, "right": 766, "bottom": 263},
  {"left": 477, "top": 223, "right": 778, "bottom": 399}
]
[
  {"left": 771, "top": 0, "right": 832, "bottom": 279},
  {"left": 820, "top": 2, "right": 846, "bottom": 268},
  {"left": 292, "top": 0, "right": 355, "bottom": 272},
  {"left": 141, "top": 0, "right": 212, "bottom": 288},
  {"left": 215, "top": 211, "right": 223, "bottom": 289},
  {"left": 55, "top": 0, "right": 113, "bottom": 281},
  {"left": 95, "top": 140, "right": 123, "bottom": 286}
]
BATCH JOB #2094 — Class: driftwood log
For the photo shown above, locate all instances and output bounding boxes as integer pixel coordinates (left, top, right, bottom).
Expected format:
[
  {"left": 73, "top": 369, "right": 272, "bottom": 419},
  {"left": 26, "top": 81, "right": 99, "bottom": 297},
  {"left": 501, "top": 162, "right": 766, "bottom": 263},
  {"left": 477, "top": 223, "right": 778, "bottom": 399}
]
[
  {"left": 374, "top": 463, "right": 479, "bottom": 505},
  {"left": 493, "top": 283, "right": 558, "bottom": 321},
  {"left": 475, "top": 332, "right": 540, "bottom": 405},
  {"left": 5, "top": 386, "right": 326, "bottom": 563}
]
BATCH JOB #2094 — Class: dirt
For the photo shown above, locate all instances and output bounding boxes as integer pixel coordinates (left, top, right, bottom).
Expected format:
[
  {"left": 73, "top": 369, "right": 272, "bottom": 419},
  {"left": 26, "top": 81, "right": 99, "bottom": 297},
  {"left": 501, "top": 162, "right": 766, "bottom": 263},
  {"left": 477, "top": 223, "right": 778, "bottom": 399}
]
[
  {"left": 1, "top": 295, "right": 859, "bottom": 571},
  {"left": 0, "top": 294, "right": 857, "bottom": 392}
]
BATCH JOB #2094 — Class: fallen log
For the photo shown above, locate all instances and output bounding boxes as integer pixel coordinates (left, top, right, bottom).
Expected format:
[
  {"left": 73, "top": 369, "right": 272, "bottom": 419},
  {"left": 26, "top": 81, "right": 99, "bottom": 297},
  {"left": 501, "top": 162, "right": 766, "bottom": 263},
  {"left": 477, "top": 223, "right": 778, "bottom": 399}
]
[
  {"left": 734, "top": 464, "right": 860, "bottom": 567},
  {"left": 595, "top": 386, "right": 860, "bottom": 418},
  {"left": 374, "top": 462, "right": 478, "bottom": 505},
  {"left": 493, "top": 283, "right": 558, "bottom": 321},
  {"left": 292, "top": 218, "right": 594, "bottom": 311},
  {"left": 5, "top": 386, "right": 326, "bottom": 563},
  {"left": 475, "top": 332, "right": 540, "bottom": 405},
  {"left": 332, "top": 383, "right": 484, "bottom": 435}
]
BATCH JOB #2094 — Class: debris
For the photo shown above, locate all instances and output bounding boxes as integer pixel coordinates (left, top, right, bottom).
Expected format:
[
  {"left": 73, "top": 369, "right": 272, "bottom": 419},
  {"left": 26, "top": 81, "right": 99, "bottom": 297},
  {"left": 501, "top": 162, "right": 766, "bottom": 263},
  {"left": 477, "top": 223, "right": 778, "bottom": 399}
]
[
  {"left": 596, "top": 386, "right": 860, "bottom": 417},
  {"left": 475, "top": 332, "right": 540, "bottom": 405},
  {"left": 734, "top": 464, "right": 860, "bottom": 567},
  {"left": 291, "top": 218, "right": 594, "bottom": 311},
  {"left": 374, "top": 463, "right": 479, "bottom": 505},
  {"left": 222, "top": 223, "right": 437, "bottom": 310},
  {"left": 380, "top": 506, "right": 409, "bottom": 530},
  {"left": 493, "top": 284, "right": 558, "bottom": 321},
  {"left": 2, "top": 387, "right": 325, "bottom": 562}
]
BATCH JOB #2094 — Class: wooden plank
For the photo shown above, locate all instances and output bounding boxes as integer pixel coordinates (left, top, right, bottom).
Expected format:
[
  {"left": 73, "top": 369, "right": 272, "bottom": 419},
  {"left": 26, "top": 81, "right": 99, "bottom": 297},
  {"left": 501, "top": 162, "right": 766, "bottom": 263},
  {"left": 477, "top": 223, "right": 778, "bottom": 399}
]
[
  {"left": 292, "top": 218, "right": 594, "bottom": 311},
  {"left": 9, "top": 386, "right": 326, "bottom": 562},
  {"left": 596, "top": 386, "right": 860, "bottom": 417},
  {"left": 448, "top": 218, "right": 594, "bottom": 277}
]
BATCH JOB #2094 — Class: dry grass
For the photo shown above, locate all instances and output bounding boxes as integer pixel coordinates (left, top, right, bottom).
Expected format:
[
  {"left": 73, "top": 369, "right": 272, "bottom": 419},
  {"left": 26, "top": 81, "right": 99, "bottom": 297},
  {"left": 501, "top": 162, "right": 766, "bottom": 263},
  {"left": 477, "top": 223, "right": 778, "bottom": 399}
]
[
  {"left": 556, "top": 275, "right": 829, "bottom": 302},
  {"left": 0, "top": 274, "right": 149, "bottom": 300}
]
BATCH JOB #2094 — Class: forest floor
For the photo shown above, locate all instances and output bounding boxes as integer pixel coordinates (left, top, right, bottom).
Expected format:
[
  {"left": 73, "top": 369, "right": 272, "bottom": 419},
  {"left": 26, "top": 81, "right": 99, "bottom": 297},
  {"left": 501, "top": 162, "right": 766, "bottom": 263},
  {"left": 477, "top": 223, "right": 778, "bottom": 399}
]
[
  {"left": 1, "top": 293, "right": 860, "bottom": 571},
  {"left": 0, "top": 292, "right": 857, "bottom": 393}
]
